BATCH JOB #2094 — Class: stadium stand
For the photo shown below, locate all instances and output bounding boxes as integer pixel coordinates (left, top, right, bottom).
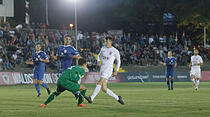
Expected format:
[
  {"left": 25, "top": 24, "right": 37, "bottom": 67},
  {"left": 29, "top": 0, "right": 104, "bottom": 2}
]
[{"left": 0, "top": 23, "right": 208, "bottom": 72}]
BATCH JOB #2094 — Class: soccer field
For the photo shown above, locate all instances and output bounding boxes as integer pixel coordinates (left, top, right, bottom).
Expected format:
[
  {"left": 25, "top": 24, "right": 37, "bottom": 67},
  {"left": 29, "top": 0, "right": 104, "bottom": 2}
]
[{"left": 1, "top": 82, "right": 210, "bottom": 117}]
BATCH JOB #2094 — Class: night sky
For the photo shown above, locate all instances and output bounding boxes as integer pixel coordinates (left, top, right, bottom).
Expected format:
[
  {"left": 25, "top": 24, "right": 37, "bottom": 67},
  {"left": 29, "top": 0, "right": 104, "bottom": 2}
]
[{"left": 14, "top": 0, "right": 121, "bottom": 32}]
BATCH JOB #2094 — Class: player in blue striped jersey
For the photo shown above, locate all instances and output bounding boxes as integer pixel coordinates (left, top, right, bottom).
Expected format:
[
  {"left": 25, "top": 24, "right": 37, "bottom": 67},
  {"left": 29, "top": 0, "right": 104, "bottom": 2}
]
[
  {"left": 26, "top": 43, "right": 51, "bottom": 97},
  {"left": 51, "top": 34, "right": 81, "bottom": 99},
  {"left": 160, "top": 51, "right": 177, "bottom": 90}
]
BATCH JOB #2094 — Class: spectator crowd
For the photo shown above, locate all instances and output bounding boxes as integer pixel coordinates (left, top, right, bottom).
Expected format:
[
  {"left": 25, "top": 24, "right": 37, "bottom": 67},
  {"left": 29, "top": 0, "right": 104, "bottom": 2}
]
[{"left": 0, "top": 22, "right": 208, "bottom": 71}]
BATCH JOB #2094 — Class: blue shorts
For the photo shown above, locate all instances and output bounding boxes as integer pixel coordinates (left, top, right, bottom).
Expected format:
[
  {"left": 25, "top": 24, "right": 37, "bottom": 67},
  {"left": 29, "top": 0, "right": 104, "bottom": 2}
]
[
  {"left": 33, "top": 70, "right": 44, "bottom": 81},
  {"left": 166, "top": 69, "right": 175, "bottom": 78}
]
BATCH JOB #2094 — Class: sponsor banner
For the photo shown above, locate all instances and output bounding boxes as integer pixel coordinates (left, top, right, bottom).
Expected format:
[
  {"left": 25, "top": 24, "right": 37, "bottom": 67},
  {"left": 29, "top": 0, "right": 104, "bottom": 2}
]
[
  {"left": 0, "top": 72, "right": 15, "bottom": 85},
  {"left": 149, "top": 71, "right": 190, "bottom": 82},
  {"left": 150, "top": 72, "right": 166, "bottom": 82},
  {"left": 175, "top": 72, "right": 191, "bottom": 82},
  {"left": 82, "top": 72, "right": 150, "bottom": 83},
  {"left": 51, "top": 73, "right": 60, "bottom": 83},
  {"left": 12, "top": 73, "right": 33, "bottom": 84},
  {"left": 0, "top": 71, "right": 208, "bottom": 85},
  {"left": 0, "top": 72, "right": 60, "bottom": 85},
  {"left": 201, "top": 71, "right": 210, "bottom": 81},
  {"left": 122, "top": 72, "right": 150, "bottom": 82}
]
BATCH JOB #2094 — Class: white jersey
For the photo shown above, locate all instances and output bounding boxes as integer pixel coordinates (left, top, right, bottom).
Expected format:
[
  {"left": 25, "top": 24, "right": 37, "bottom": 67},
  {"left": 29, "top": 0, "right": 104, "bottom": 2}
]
[
  {"left": 97, "top": 46, "right": 121, "bottom": 79},
  {"left": 191, "top": 55, "right": 203, "bottom": 70},
  {"left": 190, "top": 55, "right": 203, "bottom": 78}
]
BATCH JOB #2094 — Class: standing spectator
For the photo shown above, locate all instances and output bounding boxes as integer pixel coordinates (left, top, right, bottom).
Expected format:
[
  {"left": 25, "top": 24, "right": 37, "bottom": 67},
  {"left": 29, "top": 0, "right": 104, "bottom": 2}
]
[
  {"left": 61, "top": 24, "right": 67, "bottom": 30},
  {"left": 77, "top": 31, "right": 84, "bottom": 48},
  {"left": 0, "top": 52, "right": 5, "bottom": 70},
  {"left": 149, "top": 35, "right": 154, "bottom": 45}
]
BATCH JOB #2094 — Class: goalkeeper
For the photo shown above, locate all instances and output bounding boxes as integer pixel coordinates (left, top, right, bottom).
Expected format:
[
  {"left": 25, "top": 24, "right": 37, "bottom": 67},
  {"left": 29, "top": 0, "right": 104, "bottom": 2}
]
[{"left": 41, "top": 58, "right": 92, "bottom": 107}]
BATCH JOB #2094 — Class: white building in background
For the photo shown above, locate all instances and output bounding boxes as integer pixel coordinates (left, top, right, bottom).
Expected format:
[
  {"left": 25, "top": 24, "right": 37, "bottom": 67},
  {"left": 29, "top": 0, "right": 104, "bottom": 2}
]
[{"left": 0, "top": 0, "right": 14, "bottom": 23}]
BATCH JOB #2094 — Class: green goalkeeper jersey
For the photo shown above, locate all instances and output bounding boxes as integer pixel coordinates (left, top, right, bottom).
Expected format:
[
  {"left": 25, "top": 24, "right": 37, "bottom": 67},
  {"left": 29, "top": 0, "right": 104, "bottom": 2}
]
[{"left": 59, "top": 66, "right": 85, "bottom": 83}]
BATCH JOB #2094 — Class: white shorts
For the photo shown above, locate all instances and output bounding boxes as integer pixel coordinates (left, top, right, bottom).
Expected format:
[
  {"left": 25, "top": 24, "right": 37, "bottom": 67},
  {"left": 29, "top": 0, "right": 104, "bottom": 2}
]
[
  {"left": 100, "top": 66, "right": 113, "bottom": 80},
  {"left": 190, "top": 69, "right": 201, "bottom": 79}
]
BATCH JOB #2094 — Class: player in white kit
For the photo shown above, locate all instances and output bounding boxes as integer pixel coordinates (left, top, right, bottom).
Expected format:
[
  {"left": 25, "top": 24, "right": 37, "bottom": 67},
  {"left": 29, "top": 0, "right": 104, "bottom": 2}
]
[
  {"left": 189, "top": 49, "right": 203, "bottom": 91},
  {"left": 89, "top": 37, "right": 124, "bottom": 105}
]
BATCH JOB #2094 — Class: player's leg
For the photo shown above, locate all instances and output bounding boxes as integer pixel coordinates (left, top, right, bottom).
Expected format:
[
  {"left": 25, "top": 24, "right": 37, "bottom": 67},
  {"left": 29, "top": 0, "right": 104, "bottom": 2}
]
[
  {"left": 90, "top": 78, "right": 105, "bottom": 101},
  {"left": 194, "top": 70, "right": 201, "bottom": 90},
  {"left": 166, "top": 72, "right": 170, "bottom": 90},
  {"left": 101, "top": 80, "right": 124, "bottom": 104},
  {"left": 77, "top": 85, "right": 92, "bottom": 107},
  {"left": 195, "top": 78, "right": 199, "bottom": 90},
  {"left": 190, "top": 74, "right": 196, "bottom": 87},
  {"left": 62, "top": 81, "right": 91, "bottom": 106},
  {"left": 38, "top": 72, "right": 51, "bottom": 95},
  {"left": 78, "top": 85, "right": 86, "bottom": 105},
  {"left": 72, "top": 92, "right": 79, "bottom": 100},
  {"left": 90, "top": 68, "right": 112, "bottom": 101},
  {"left": 190, "top": 69, "right": 196, "bottom": 88},
  {"left": 170, "top": 70, "right": 175, "bottom": 90},
  {"left": 34, "top": 79, "right": 41, "bottom": 96},
  {"left": 101, "top": 80, "right": 118, "bottom": 100},
  {"left": 41, "top": 83, "right": 65, "bottom": 107},
  {"left": 38, "top": 80, "right": 51, "bottom": 95},
  {"left": 170, "top": 78, "right": 174, "bottom": 90},
  {"left": 166, "top": 78, "right": 170, "bottom": 90},
  {"left": 34, "top": 71, "right": 41, "bottom": 96}
]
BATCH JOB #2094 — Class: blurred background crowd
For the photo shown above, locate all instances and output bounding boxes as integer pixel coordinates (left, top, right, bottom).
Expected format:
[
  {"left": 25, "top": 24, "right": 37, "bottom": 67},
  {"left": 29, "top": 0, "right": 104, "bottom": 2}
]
[{"left": 0, "top": 22, "right": 208, "bottom": 71}]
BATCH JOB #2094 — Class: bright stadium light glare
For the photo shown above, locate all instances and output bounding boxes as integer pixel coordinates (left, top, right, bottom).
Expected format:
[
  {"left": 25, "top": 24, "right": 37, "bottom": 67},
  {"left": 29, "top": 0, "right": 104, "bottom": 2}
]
[
  {"left": 63, "top": 0, "right": 79, "bottom": 3},
  {"left": 65, "top": 0, "right": 74, "bottom": 2},
  {"left": 69, "top": 24, "right": 74, "bottom": 28},
  {"left": 62, "top": 0, "right": 80, "bottom": 64}
]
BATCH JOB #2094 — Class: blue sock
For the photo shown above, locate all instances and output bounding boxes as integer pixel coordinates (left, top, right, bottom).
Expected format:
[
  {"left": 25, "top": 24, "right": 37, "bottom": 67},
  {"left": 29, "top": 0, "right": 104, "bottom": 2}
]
[
  {"left": 167, "top": 81, "right": 170, "bottom": 89},
  {"left": 72, "top": 92, "right": 79, "bottom": 95},
  {"left": 35, "top": 84, "right": 41, "bottom": 94},
  {"left": 171, "top": 80, "right": 174, "bottom": 88},
  {"left": 41, "top": 83, "right": 49, "bottom": 89}
]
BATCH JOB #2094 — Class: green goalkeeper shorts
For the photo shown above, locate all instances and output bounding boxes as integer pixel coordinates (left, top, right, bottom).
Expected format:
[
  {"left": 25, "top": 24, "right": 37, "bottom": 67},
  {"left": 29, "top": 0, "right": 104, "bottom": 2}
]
[{"left": 57, "top": 79, "right": 80, "bottom": 93}]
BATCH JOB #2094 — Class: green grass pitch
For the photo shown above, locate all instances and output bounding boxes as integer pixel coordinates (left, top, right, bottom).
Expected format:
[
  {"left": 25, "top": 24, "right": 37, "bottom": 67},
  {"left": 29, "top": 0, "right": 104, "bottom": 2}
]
[{"left": 1, "top": 82, "right": 210, "bottom": 117}]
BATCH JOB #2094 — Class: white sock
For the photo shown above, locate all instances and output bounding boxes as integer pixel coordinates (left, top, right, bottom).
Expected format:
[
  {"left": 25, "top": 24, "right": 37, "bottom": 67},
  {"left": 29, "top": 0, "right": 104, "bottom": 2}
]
[
  {"left": 91, "top": 85, "right": 101, "bottom": 101},
  {"left": 196, "top": 80, "right": 200, "bottom": 88},
  {"left": 191, "top": 78, "right": 195, "bottom": 84},
  {"left": 106, "top": 89, "right": 119, "bottom": 100}
]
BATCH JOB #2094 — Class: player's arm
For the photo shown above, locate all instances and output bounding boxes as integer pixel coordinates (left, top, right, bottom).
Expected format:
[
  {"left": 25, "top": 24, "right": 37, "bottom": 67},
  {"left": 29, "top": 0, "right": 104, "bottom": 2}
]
[
  {"left": 174, "top": 58, "right": 177, "bottom": 68},
  {"left": 97, "top": 49, "right": 102, "bottom": 66},
  {"left": 174, "top": 62, "right": 177, "bottom": 68},
  {"left": 194, "top": 63, "right": 203, "bottom": 66},
  {"left": 70, "top": 55, "right": 82, "bottom": 59},
  {"left": 113, "top": 50, "right": 121, "bottom": 76},
  {"left": 40, "top": 58, "right": 50, "bottom": 63},
  {"left": 196, "top": 56, "right": 204, "bottom": 66},
  {"left": 159, "top": 61, "right": 166, "bottom": 66},
  {"left": 26, "top": 54, "right": 35, "bottom": 65},
  {"left": 25, "top": 60, "right": 34, "bottom": 65},
  {"left": 189, "top": 62, "right": 192, "bottom": 68},
  {"left": 69, "top": 47, "right": 82, "bottom": 59},
  {"left": 40, "top": 52, "right": 50, "bottom": 63}
]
